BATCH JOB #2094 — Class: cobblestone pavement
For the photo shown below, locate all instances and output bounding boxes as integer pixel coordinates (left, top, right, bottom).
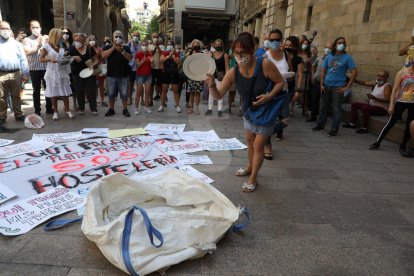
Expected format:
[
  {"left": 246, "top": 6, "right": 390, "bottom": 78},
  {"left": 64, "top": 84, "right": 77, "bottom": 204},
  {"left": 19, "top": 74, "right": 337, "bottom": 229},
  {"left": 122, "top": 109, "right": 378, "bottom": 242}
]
[{"left": 0, "top": 88, "right": 413, "bottom": 275}]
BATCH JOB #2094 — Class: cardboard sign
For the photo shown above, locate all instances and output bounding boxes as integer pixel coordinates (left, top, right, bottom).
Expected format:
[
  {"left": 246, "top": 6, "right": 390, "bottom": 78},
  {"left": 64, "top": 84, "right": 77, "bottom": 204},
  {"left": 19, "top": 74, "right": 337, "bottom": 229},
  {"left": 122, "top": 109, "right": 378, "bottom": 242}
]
[
  {"left": 0, "top": 182, "right": 16, "bottom": 204},
  {"left": 0, "top": 187, "right": 86, "bottom": 236},
  {"left": 108, "top": 128, "right": 147, "bottom": 138},
  {"left": 32, "top": 131, "right": 83, "bottom": 143},
  {"left": 0, "top": 140, "right": 54, "bottom": 159},
  {"left": 203, "top": 138, "right": 247, "bottom": 151},
  {"left": 0, "top": 139, "right": 14, "bottom": 147}
]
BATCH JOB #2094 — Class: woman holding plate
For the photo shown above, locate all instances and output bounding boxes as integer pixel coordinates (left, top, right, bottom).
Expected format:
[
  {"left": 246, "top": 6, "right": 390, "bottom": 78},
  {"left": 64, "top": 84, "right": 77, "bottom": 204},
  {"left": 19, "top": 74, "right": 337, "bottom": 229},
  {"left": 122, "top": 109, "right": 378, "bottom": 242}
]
[
  {"left": 69, "top": 33, "right": 99, "bottom": 115},
  {"left": 207, "top": 32, "right": 285, "bottom": 193},
  {"left": 186, "top": 39, "right": 204, "bottom": 114}
]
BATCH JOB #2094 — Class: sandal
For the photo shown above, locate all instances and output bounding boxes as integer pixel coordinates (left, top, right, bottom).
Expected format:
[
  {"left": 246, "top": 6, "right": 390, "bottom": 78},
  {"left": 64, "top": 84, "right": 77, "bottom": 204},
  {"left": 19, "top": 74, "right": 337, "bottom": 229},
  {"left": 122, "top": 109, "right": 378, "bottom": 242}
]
[
  {"left": 187, "top": 109, "right": 193, "bottom": 114},
  {"left": 242, "top": 182, "right": 258, "bottom": 193},
  {"left": 235, "top": 168, "right": 251, "bottom": 177},
  {"left": 264, "top": 145, "right": 273, "bottom": 160},
  {"left": 196, "top": 106, "right": 200, "bottom": 114}
]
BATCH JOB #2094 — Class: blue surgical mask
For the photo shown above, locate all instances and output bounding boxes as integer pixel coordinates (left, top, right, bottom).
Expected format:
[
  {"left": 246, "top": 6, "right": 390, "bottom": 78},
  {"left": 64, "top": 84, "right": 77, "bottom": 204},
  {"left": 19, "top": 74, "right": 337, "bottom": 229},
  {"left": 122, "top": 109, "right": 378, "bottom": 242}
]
[
  {"left": 268, "top": 41, "right": 281, "bottom": 50},
  {"left": 324, "top": 48, "right": 331, "bottom": 55},
  {"left": 336, "top": 43, "right": 345, "bottom": 52}
]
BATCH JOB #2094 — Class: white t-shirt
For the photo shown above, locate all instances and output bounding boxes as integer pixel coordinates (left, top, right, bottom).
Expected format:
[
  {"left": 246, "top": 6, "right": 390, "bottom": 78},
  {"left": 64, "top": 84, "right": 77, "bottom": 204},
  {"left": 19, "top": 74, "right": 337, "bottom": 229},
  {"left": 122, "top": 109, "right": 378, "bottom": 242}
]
[{"left": 265, "top": 50, "right": 289, "bottom": 90}]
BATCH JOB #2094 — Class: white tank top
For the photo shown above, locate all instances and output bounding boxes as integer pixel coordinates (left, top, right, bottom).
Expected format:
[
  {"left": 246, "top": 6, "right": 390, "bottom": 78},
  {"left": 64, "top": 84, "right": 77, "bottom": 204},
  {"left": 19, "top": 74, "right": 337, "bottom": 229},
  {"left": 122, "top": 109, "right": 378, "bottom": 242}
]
[
  {"left": 369, "top": 83, "right": 389, "bottom": 109},
  {"left": 265, "top": 50, "right": 289, "bottom": 90}
]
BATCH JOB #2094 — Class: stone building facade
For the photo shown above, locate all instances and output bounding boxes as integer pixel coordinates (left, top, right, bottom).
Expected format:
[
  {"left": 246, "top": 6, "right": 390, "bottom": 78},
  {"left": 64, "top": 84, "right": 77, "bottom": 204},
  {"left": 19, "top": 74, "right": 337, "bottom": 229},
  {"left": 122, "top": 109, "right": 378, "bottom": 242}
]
[{"left": 239, "top": 0, "right": 414, "bottom": 98}]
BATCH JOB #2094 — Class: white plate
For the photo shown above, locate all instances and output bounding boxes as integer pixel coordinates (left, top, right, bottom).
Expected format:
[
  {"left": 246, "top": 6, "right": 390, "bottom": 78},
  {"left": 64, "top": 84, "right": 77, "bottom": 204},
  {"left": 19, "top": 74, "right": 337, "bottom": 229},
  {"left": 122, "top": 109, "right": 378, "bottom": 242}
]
[
  {"left": 57, "top": 57, "right": 73, "bottom": 66},
  {"left": 282, "top": 72, "right": 295, "bottom": 79},
  {"left": 79, "top": 68, "right": 93, "bottom": 78},
  {"left": 183, "top": 53, "right": 216, "bottom": 81}
]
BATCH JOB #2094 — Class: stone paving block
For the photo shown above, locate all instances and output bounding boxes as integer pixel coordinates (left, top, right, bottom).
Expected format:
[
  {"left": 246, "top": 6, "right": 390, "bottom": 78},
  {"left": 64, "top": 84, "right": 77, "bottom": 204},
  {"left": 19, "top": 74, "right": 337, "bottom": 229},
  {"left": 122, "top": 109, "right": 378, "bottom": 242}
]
[
  {"left": 67, "top": 267, "right": 125, "bottom": 276},
  {"left": 0, "top": 235, "right": 31, "bottom": 261},
  {"left": 11, "top": 235, "right": 112, "bottom": 269},
  {"left": 0, "top": 263, "right": 69, "bottom": 276}
]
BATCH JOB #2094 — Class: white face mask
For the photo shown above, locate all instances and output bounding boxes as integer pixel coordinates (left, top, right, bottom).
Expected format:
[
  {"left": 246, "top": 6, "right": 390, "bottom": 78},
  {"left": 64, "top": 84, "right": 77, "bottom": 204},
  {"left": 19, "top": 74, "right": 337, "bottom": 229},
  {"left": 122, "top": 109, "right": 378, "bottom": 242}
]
[
  {"left": 89, "top": 40, "right": 96, "bottom": 47},
  {"left": 149, "top": 44, "right": 155, "bottom": 51},
  {"left": 74, "top": 42, "right": 83, "bottom": 49},
  {"left": 302, "top": 44, "right": 308, "bottom": 50},
  {"left": 31, "top": 28, "right": 41, "bottom": 37},
  {"left": 115, "top": 37, "right": 123, "bottom": 45},
  {"left": 263, "top": 40, "right": 270, "bottom": 48},
  {"left": 152, "top": 38, "right": 158, "bottom": 43},
  {"left": 166, "top": 45, "right": 173, "bottom": 51},
  {"left": 63, "top": 34, "right": 69, "bottom": 41},
  {"left": 141, "top": 46, "right": 148, "bottom": 52},
  {"left": 0, "top": 30, "right": 11, "bottom": 40}
]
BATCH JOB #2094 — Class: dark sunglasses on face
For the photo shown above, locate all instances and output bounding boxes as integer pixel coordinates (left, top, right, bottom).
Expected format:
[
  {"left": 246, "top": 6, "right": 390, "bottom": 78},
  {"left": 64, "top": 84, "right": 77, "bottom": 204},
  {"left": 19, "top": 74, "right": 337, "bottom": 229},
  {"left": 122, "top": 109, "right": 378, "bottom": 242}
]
[
  {"left": 62, "top": 32, "right": 68, "bottom": 34},
  {"left": 115, "top": 36, "right": 122, "bottom": 38},
  {"left": 269, "top": 38, "right": 282, "bottom": 42}
]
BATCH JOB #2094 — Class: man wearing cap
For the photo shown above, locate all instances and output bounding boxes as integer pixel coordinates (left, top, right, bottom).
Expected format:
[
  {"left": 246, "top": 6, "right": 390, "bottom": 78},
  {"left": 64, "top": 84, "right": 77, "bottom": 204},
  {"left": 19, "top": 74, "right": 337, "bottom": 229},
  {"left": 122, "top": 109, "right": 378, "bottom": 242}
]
[
  {"left": 23, "top": 20, "right": 53, "bottom": 116},
  {"left": 101, "top": 30, "right": 133, "bottom": 117},
  {"left": 0, "top": 21, "right": 30, "bottom": 131}
]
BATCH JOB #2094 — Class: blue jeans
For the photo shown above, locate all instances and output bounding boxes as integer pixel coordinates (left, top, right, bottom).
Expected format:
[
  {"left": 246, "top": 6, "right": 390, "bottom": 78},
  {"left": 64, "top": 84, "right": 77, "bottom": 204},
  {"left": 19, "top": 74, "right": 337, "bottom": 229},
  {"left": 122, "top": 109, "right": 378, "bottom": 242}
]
[
  {"left": 316, "top": 86, "right": 344, "bottom": 130},
  {"left": 107, "top": 77, "right": 128, "bottom": 101}
]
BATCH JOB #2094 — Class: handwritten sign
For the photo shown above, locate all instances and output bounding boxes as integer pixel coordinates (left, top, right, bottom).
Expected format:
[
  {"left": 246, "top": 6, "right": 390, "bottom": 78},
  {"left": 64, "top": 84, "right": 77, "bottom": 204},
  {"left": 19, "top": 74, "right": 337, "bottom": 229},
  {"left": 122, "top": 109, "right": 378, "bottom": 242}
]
[
  {"left": 177, "top": 154, "right": 213, "bottom": 165},
  {"left": 0, "top": 140, "right": 54, "bottom": 159},
  {"left": 82, "top": 128, "right": 109, "bottom": 133},
  {"left": 178, "top": 165, "right": 214, "bottom": 184},
  {"left": 203, "top": 138, "right": 247, "bottom": 151},
  {"left": 145, "top": 123, "right": 186, "bottom": 134},
  {"left": 0, "top": 182, "right": 16, "bottom": 204},
  {"left": 0, "top": 187, "right": 86, "bottom": 236},
  {"left": 0, "top": 139, "right": 14, "bottom": 147},
  {"left": 32, "top": 131, "right": 83, "bottom": 143}
]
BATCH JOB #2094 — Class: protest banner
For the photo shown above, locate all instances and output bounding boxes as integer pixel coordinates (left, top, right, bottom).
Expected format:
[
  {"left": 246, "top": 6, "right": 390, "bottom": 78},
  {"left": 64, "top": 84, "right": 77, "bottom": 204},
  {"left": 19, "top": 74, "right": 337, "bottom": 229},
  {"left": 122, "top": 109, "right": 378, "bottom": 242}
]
[
  {"left": 0, "top": 187, "right": 86, "bottom": 236},
  {"left": 0, "top": 140, "right": 54, "bottom": 159},
  {"left": 32, "top": 131, "right": 83, "bottom": 143},
  {"left": 0, "top": 139, "right": 14, "bottom": 147},
  {"left": 145, "top": 123, "right": 186, "bottom": 134},
  {"left": 0, "top": 136, "right": 177, "bottom": 205},
  {"left": 0, "top": 182, "right": 16, "bottom": 204},
  {"left": 159, "top": 138, "right": 247, "bottom": 155},
  {"left": 82, "top": 128, "right": 109, "bottom": 133},
  {"left": 203, "top": 138, "right": 247, "bottom": 151}
]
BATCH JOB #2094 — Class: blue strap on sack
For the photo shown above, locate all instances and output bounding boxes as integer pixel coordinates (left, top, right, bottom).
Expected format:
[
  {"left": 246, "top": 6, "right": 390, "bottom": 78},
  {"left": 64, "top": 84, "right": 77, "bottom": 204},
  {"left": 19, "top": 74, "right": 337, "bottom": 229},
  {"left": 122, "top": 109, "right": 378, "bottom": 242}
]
[
  {"left": 122, "top": 205, "right": 164, "bottom": 276},
  {"left": 232, "top": 207, "right": 250, "bottom": 232},
  {"left": 43, "top": 217, "right": 83, "bottom": 231}
]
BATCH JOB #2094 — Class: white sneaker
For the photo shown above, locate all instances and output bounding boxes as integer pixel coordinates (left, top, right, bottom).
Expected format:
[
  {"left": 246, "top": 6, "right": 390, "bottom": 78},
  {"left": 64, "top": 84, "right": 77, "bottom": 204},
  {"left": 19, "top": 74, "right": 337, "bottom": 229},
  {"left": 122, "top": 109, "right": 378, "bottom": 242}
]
[
  {"left": 176, "top": 106, "right": 182, "bottom": 113},
  {"left": 157, "top": 106, "right": 164, "bottom": 112},
  {"left": 134, "top": 108, "right": 140, "bottom": 115},
  {"left": 52, "top": 113, "right": 59, "bottom": 120},
  {"left": 144, "top": 108, "right": 152, "bottom": 114},
  {"left": 66, "top": 111, "right": 74, "bottom": 119}
]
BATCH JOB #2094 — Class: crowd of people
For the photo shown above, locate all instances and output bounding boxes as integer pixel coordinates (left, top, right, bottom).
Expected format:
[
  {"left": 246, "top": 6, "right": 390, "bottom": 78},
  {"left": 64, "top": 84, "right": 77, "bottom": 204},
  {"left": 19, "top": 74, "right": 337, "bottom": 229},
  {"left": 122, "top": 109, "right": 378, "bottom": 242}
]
[{"left": 1, "top": 19, "right": 414, "bottom": 192}]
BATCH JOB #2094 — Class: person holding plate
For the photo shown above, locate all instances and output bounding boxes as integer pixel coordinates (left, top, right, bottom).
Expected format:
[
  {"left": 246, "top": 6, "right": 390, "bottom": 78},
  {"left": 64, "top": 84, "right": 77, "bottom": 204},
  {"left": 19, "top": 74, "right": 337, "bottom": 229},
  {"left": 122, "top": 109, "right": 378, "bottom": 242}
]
[
  {"left": 206, "top": 32, "right": 285, "bottom": 193},
  {"left": 186, "top": 39, "right": 204, "bottom": 114},
  {"left": 69, "top": 33, "right": 99, "bottom": 115},
  {"left": 39, "top": 28, "right": 73, "bottom": 120}
]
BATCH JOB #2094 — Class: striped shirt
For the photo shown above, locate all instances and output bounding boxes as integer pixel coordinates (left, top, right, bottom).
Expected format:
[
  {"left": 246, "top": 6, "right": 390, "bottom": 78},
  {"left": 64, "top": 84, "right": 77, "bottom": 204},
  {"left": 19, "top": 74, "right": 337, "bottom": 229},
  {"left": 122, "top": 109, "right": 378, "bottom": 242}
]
[
  {"left": 0, "top": 38, "right": 30, "bottom": 77},
  {"left": 23, "top": 35, "right": 46, "bottom": 71}
]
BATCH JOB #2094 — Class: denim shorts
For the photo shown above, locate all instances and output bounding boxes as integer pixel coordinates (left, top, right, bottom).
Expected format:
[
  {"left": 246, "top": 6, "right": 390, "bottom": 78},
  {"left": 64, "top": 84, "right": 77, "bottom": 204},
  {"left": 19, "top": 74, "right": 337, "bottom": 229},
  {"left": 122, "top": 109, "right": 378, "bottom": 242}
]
[
  {"left": 107, "top": 77, "right": 128, "bottom": 100},
  {"left": 136, "top": 75, "right": 152, "bottom": 84},
  {"left": 243, "top": 117, "right": 275, "bottom": 137}
]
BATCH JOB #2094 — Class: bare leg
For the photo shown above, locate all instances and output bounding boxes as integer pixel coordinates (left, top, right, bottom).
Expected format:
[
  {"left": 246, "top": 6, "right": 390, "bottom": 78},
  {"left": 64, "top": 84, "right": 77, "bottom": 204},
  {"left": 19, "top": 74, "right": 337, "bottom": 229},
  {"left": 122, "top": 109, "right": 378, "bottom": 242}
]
[
  {"left": 160, "top": 84, "right": 169, "bottom": 106},
  {"left": 195, "top": 92, "right": 200, "bottom": 110},
  {"left": 63, "top": 96, "right": 70, "bottom": 111},
  {"left": 135, "top": 82, "right": 143, "bottom": 109},
  {"left": 144, "top": 82, "right": 152, "bottom": 107},
  {"left": 243, "top": 130, "right": 254, "bottom": 174},
  {"left": 98, "top": 78, "right": 105, "bottom": 103},
  {"left": 248, "top": 134, "right": 267, "bottom": 185},
  {"left": 172, "top": 84, "right": 180, "bottom": 107},
  {"left": 52, "top": 97, "right": 58, "bottom": 113}
]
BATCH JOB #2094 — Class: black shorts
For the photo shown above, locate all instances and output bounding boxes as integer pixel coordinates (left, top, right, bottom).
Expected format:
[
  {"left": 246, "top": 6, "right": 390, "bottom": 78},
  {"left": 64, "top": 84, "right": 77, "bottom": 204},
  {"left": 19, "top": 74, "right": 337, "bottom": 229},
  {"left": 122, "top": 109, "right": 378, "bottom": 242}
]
[
  {"left": 161, "top": 71, "right": 180, "bottom": 84},
  {"left": 151, "top": 69, "right": 163, "bottom": 86},
  {"left": 129, "top": 70, "right": 136, "bottom": 83}
]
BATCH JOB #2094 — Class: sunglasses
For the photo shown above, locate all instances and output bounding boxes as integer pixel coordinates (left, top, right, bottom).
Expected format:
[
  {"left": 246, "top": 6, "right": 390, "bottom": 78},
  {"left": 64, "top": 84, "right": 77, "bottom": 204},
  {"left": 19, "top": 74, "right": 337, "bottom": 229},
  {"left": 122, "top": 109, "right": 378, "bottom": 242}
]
[
  {"left": 269, "top": 38, "right": 282, "bottom": 42},
  {"left": 62, "top": 32, "right": 69, "bottom": 34},
  {"left": 115, "top": 36, "right": 123, "bottom": 38}
]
